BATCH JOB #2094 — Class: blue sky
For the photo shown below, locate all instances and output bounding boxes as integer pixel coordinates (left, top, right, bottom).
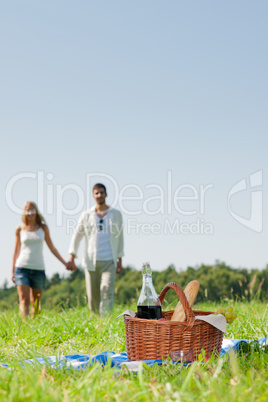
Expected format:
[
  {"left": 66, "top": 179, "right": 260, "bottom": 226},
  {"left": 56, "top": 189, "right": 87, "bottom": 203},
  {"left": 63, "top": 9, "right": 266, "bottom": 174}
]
[{"left": 1, "top": 1, "right": 267, "bottom": 285}]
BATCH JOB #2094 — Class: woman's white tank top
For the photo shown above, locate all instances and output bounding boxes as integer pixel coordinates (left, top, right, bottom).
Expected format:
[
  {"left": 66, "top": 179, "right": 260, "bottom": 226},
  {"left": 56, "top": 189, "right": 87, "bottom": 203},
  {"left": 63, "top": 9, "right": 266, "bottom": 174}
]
[{"left": 15, "top": 227, "right": 45, "bottom": 270}]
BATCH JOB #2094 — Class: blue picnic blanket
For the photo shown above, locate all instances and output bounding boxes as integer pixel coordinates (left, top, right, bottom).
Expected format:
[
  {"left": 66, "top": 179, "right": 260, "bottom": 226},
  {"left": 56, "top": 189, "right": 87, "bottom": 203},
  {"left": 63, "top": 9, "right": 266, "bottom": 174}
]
[{"left": 1, "top": 337, "right": 267, "bottom": 372}]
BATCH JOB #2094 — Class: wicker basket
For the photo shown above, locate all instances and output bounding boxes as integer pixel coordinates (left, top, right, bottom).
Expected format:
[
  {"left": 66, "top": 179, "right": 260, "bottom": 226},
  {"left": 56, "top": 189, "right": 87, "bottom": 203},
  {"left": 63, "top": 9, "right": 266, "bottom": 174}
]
[{"left": 124, "top": 282, "right": 224, "bottom": 361}]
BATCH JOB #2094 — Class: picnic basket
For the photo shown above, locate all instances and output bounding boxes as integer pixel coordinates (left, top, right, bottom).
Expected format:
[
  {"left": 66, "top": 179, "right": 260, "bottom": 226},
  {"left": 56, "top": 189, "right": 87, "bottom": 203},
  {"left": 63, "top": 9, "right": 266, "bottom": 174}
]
[{"left": 124, "top": 282, "right": 224, "bottom": 361}]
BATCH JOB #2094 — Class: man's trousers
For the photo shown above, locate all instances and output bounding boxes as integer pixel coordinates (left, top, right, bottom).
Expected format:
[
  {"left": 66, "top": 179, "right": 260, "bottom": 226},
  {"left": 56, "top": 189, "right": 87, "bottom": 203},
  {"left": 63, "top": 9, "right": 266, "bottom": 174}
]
[{"left": 85, "top": 260, "right": 116, "bottom": 316}]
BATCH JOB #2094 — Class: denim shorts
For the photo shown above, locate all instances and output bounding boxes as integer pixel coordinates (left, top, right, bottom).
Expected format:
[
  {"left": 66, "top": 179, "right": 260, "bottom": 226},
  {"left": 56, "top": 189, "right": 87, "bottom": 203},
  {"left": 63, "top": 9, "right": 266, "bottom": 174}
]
[{"left": 15, "top": 268, "right": 46, "bottom": 290}]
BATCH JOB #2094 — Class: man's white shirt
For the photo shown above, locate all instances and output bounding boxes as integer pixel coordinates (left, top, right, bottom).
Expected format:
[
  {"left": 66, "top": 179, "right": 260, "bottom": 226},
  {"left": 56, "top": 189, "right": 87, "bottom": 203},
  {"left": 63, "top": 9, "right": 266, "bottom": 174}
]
[{"left": 69, "top": 206, "right": 124, "bottom": 271}]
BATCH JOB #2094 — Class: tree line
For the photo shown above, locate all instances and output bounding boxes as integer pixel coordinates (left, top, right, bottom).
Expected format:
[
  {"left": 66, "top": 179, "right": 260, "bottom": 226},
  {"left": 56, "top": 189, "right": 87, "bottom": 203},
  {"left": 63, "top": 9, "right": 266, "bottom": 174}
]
[{"left": 0, "top": 262, "right": 267, "bottom": 311}]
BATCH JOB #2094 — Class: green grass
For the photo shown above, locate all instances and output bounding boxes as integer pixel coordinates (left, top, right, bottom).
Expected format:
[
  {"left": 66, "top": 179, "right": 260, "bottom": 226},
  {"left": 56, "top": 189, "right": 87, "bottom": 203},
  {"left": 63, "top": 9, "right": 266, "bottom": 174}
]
[{"left": 0, "top": 301, "right": 267, "bottom": 401}]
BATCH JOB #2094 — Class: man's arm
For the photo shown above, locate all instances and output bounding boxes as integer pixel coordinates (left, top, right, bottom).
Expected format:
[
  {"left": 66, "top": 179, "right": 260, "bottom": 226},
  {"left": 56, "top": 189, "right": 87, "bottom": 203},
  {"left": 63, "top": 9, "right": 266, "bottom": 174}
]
[
  {"left": 116, "top": 211, "right": 124, "bottom": 274},
  {"left": 116, "top": 257, "right": 123, "bottom": 274},
  {"left": 117, "top": 212, "right": 124, "bottom": 258},
  {"left": 68, "top": 212, "right": 86, "bottom": 270}
]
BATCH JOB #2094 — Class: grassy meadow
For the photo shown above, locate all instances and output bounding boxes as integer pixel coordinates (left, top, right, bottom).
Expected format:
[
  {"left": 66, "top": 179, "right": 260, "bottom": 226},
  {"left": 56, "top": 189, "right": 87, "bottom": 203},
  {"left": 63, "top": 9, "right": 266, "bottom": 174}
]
[{"left": 0, "top": 300, "right": 267, "bottom": 401}]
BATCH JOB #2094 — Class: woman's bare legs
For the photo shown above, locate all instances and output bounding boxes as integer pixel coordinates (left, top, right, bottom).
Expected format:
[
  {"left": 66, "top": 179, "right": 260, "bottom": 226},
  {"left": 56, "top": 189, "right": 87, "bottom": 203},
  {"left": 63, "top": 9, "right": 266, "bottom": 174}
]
[
  {"left": 17, "top": 285, "right": 30, "bottom": 318},
  {"left": 30, "top": 288, "right": 43, "bottom": 317}
]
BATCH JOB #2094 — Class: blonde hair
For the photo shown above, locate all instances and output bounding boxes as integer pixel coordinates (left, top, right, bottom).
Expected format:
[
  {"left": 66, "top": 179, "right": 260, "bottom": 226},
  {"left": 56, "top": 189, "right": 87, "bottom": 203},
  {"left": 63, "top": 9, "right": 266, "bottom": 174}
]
[{"left": 21, "top": 201, "right": 46, "bottom": 230}]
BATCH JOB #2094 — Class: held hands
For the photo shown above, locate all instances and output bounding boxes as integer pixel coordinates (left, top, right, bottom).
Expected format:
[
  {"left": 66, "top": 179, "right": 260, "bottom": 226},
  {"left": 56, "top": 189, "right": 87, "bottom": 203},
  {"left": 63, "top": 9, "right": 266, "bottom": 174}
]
[
  {"left": 66, "top": 261, "right": 77, "bottom": 271},
  {"left": 66, "top": 254, "right": 77, "bottom": 271}
]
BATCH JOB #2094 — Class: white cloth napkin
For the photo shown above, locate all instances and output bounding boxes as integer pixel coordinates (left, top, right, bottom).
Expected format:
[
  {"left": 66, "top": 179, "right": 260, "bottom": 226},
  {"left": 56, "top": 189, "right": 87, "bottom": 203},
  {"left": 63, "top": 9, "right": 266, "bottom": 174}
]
[
  {"left": 116, "top": 310, "right": 136, "bottom": 319},
  {"left": 116, "top": 310, "right": 226, "bottom": 333},
  {"left": 195, "top": 314, "right": 226, "bottom": 333}
]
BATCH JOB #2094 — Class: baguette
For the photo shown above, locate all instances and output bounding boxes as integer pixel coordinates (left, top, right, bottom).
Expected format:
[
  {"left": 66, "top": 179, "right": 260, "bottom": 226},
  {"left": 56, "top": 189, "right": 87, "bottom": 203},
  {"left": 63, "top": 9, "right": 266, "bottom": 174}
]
[{"left": 170, "top": 280, "right": 200, "bottom": 321}]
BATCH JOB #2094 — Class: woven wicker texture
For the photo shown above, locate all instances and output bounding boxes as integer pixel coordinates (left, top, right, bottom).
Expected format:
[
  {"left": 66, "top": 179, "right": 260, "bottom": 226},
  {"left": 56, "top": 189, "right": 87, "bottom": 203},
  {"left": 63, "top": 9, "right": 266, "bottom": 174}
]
[{"left": 124, "top": 282, "right": 224, "bottom": 361}]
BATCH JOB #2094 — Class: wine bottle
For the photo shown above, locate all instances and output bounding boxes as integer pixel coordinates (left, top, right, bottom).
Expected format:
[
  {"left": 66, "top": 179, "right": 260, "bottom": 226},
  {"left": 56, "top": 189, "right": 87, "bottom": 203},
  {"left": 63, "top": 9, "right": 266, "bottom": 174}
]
[{"left": 137, "top": 262, "right": 162, "bottom": 319}]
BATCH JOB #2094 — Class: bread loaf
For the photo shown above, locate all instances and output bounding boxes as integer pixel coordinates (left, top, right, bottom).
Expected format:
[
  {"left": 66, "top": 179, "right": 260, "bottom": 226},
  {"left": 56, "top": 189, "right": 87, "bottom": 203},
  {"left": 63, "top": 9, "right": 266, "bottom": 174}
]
[{"left": 170, "top": 280, "right": 200, "bottom": 321}]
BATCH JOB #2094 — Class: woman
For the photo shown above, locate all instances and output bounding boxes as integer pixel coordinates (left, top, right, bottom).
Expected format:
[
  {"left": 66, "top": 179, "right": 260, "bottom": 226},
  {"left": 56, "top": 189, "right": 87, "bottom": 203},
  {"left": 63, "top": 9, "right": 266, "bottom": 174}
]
[{"left": 12, "top": 201, "right": 69, "bottom": 318}]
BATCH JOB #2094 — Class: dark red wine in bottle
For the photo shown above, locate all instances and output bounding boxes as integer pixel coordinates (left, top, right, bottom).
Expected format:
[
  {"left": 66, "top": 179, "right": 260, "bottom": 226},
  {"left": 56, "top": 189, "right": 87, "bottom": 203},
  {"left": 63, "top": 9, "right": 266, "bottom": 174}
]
[{"left": 137, "top": 305, "right": 162, "bottom": 320}]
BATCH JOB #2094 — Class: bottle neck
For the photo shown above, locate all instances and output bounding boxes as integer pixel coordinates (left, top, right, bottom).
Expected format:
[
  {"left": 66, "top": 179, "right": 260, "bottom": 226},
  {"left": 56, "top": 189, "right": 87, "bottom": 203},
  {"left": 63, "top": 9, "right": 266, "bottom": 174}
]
[
  {"left": 138, "top": 272, "right": 161, "bottom": 309},
  {"left": 141, "top": 274, "right": 154, "bottom": 302},
  {"left": 142, "top": 274, "right": 152, "bottom": 286}
]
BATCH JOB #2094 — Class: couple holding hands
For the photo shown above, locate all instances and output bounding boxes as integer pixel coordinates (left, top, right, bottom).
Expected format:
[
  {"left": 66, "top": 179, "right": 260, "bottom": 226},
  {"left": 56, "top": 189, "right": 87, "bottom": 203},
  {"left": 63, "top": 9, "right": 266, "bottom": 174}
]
[{"left": 12, "top": 183, "right": 124, "bottom": 318}]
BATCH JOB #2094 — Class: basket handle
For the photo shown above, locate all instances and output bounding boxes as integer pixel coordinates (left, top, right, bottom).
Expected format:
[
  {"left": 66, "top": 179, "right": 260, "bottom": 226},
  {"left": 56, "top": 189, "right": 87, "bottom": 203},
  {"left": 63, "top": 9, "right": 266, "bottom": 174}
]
[{"left": 159, "top": 282, "right": 195, "bottom": 330}]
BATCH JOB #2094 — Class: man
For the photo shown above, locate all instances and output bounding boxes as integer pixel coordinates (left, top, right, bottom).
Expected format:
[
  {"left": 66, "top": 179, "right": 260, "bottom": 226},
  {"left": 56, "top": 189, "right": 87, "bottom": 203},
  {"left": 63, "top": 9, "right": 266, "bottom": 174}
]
[{"left": 68, "top": 183, "right": 124, "bottom": 316}]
